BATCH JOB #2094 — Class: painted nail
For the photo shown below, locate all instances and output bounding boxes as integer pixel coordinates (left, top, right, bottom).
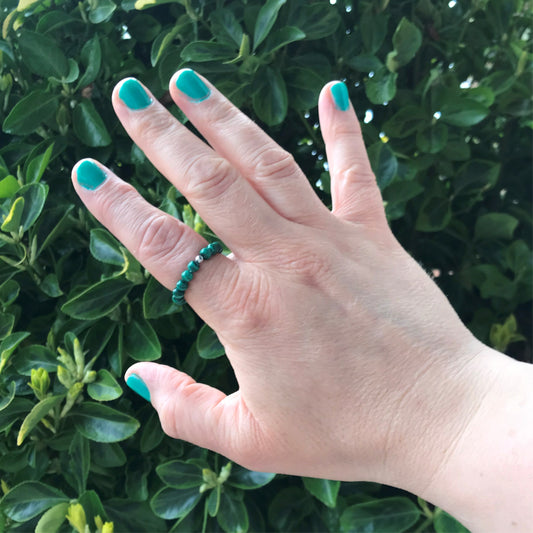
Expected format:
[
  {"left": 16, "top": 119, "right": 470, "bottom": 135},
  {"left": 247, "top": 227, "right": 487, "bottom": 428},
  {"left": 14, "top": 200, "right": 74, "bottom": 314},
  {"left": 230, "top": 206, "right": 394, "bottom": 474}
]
[
  {"left": 118, "top": 78, "right": 153, "bottom": 110},
  {"left": 126, "top": 374, "right": 151, "bottom": 402},
  {"left": 331, "top": 82, "right": 349, "bottom": 111},
  {"left": 175, "top": 69, "right": 211, "bottom": 102},
  {"left": 76, "top": 160, "right": 107, "bottom": 190}
]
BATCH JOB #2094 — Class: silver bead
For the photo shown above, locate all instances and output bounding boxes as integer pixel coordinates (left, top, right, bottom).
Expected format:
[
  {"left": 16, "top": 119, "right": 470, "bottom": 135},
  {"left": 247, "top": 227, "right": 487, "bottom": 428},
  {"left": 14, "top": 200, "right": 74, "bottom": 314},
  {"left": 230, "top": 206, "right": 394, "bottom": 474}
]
[{"left": 195, "top": 255, "right": 204, "bottom": 264}]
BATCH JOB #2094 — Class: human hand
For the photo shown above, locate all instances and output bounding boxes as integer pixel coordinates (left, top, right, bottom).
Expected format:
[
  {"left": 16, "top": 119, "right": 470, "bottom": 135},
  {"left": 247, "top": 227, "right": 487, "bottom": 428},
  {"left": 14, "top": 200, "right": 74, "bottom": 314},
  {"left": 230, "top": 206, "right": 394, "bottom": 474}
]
[{"left": 72, "top": 70, "right": 498, "bottom": 492}]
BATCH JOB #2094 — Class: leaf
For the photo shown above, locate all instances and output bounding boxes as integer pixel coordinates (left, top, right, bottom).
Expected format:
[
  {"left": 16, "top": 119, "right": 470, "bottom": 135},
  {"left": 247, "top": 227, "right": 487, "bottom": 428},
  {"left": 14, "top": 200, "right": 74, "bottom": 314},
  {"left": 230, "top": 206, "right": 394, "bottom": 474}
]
[
  {"left": 210, "top": 8, "right": 243, "bottom": 47},
  {"left": 438, "top": 93, "right": 489, "bottom": 127},
  {"left": 227, "top": 464, "right": 276, "bottom": 490},
  {"left": 453, "top": 160, "right": 500, "bottom": 197},
  {"left": 124, "top": 317, "right": 161, "bottom": 361},
  {"left": 156, "top": 460, "right": 203, "bottom": 488},
  {"left": 268, "top": 487, "right": 313, "bottom": 531},
  {"left": 180, "top": 41, "right": 236, "bottom": 62},
  {"left": 150, "top": 486, "right": 203, "bottom": 520},
  {"left": 253, "top": 0, "right": 286, "bottom": 51},
  {"left": 72, "top": 402, "right": 140, "bottom": 442},
  {"left": 416, "top": 123, "right": 448, "bottom": 154},
  {"left": 106, "top": 499, "right": 166, "bottom": 533},
  {"left": 386, "top": 17, "right": 422, "bottom": 71},
  {"left": 140, "top": 411, "right": 165, "bottom": 453},
  {"left": 0, "top": 175, "right": 20, "bottom": 198},
  {"left": 0, "top": 481, "right": 68, "bottom": 521},
  {"left": 217, "top": 491, "right": 249, "bottom": 533},
  {"left": 368, "top": 142, "right": 398, "bottom": 190},
  {"left": 77, "top": 34, "right": 102, "bottom": 89},
  {"left": 340, "top": 497, "right": 420, "bottom": 533},
  {"left": 35, "top": 502, "right": 69, "bottom": 533},
  {"left": 91, "top": 442, "right": 126, "bottom": 467},
  {"left": 61, "top": 277, "right": 133, "bottom": 320},
  {"left": 13, "top": 345, "right": 57, "bottom": 375},
  {"left": 290, "top": 3, "right": 341, "bottom": 40},
  {"left": 17, "top": 394, "right": 64, "bottom": 445},
  {"left": 365, "top": 69, "right": 398, "bottom": 105},
  {"left": 18, "top": 183, "right": 48, "bottom": 231},
  {"left": 302, "top": 477, "right": 340, "bottom": 508},
  {"left": 1, "top": 196, "right": 24, "bottom": 232},
  {"left": 2, "top": 90, "right": 58, "bottom": 135},
  {"left": 26, "top": 143, "right": 54, "bottom": 183},
  {"left": 0, "top": 380, "right": 16, "bottom": 411},
  {"left": 73, "top": 99, "right": 112, "bottom": 147},
  {"left": 360, "top": 11, "right": 388, "bottom": 54},
  {"left": 40, "top": 273, "right": 63, "bottom": 297},
  {"left": 90, "top": 228, "right": 125, "bottom": 266},
  {"left": 128, "top": 13, "right": 162, "bottom": 42},
  {"left": 68, "top": 432, "right": 90, "bottom": 494},
  {"left": 196, "top": 324, "right": 225, "bottom": 360},
  {"left": 0, "top": 312, "right": 14, "bottom": 339},
  {"left": 433, "top": 509, "right": 469, "bottom": 533},
  {"left": 143, "top": 276, "right": 176, "bottom": 319},
  {"left": 87, "top": 369, "right": 123, "bottom": 401},
  {"left": 89, "top": 0, "right": 117, "bottom": 24},
  {"left": 0, "top": 279, "right": 19, "bottom": 306},
  {"left": 474, "top": 213, "right": 519, "bottom": 241},
  {"left": 466, "top": 265, "right": 515, "bottom": 299},
  {"left": 252, "top": 67, "right": 288, "bottom": 126},
  {"left": 415, "top": 195, "right": 452, "bottom": 232},
  {"left": 262, "top": 26, "right": 306, "bottom": 55},
  {"left": 18, "top": 29, "right": 69, "bottom": 79},
  {"left": 383, "top": 106, "right": 427, "bottom": 138}
]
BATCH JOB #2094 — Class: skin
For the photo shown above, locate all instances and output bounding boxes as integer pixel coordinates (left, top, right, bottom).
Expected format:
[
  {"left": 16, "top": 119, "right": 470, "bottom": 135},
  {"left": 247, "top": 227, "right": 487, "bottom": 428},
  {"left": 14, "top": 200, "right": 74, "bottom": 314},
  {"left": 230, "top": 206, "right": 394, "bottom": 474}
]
[{"left": 72, "top": 71, "right": 533, "bottom": 532}]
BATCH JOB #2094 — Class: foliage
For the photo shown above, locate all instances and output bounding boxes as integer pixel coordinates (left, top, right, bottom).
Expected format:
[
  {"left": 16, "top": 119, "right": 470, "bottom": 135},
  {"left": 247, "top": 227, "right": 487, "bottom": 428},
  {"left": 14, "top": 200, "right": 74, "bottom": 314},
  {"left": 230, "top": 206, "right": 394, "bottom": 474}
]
[{"left": 0, "top": 0, "right": 531, "bottom": 531}]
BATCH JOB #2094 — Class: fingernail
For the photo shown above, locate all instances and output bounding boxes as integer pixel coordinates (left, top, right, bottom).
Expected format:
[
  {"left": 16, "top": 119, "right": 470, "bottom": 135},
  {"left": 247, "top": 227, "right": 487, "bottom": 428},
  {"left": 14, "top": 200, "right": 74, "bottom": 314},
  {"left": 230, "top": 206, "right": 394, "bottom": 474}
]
[
  {"left": 118, "top": 79, "right": 153, "bottom": 110},
  {"left": 76, "top": 160, "right": 107, "bottom": 190},
  {"left": 126, "top": 374, "right": 151, "bottom": 402},
  {"left": 175, "top": 69, "right": 210, "bottom": 102},
  {"left": 331, "top": 82, "right": 349, "bottom": 111}
]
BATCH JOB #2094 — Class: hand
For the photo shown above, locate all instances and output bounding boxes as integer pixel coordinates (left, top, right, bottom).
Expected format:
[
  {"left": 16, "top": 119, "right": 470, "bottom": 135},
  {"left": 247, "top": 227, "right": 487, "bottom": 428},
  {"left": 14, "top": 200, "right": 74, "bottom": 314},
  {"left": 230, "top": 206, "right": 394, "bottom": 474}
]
[{"left": 72, "top": 70, "right": 512, "bottom": 504}]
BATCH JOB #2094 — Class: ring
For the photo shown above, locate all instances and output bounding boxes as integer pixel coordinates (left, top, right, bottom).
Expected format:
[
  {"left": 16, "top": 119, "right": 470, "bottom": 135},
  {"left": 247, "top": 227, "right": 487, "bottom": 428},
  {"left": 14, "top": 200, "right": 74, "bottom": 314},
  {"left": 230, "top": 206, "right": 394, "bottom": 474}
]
[{"left": 172, "top": 242, "right": 223, "bottom": 305}]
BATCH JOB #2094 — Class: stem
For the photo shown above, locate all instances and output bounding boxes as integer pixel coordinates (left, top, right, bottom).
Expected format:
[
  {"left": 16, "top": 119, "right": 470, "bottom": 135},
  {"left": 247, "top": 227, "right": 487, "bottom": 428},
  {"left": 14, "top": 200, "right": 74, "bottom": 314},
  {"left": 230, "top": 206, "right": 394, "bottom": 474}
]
[{"left": 298, "top": 111, "right": 321, "bottom": 147}]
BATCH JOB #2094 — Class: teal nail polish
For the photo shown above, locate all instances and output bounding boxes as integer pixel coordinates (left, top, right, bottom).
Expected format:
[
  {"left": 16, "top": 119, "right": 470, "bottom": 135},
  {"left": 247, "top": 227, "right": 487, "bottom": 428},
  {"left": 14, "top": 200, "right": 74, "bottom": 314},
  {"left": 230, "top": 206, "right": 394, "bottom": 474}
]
[
  {"left": 331, "top": 82, "right": 349, "bottom": 111},
  {"left": 175, "top": 69, "right": 210, "bottom": 102},
  {"left": 76, "top": 160, "right": 106, "bottom": 190},
  {"left": 119, "top": 79, "right": 153, "bottom": 110},
  {"left": 126, "top": 374, "right": 151, "bottom": 402}
]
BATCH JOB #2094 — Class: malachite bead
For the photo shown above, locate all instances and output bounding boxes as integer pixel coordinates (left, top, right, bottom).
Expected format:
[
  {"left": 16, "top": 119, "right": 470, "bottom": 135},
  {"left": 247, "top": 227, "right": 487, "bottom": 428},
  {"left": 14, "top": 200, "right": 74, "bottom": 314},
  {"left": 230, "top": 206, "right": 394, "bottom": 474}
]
[
  {"left": 208, "top": 242, "right": 223, "bottom": 254},
  {"left": 181, "top": 269, "right": 194, "bottom": 282},
  {"left": 188, "top": 260, "right": 200, "bottom": 272},
  {"left": 175, "top": 280, "right": 188, "bottom": 291},
  {"left": 172, "top": 294, "right": 185, "bottom": 305},
  {"left": 199, "top": 247, "right": 212, "bottom": 259}
]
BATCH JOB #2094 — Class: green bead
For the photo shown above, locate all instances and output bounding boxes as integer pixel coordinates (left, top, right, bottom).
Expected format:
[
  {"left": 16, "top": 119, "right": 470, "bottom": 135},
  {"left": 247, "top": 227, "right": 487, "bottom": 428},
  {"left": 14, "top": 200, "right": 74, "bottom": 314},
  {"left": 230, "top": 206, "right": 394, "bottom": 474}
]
[
  {"left": 200, "top": 247, "right": 212, "bottom": 259},
  {"left": 188, "top": 261, "right": 200, "bottom": 272},
  {"left": 181, "top": 270, "right": 194, "bottom": 282},
  {"left": 172, "top": 294, "right": 185, "bottom": 305},
  {"left": 175, "top": 280, "right": 188, "bottom": 291},
  {"left": 208, "top": 242, "right": 223, "bottom": 254}
]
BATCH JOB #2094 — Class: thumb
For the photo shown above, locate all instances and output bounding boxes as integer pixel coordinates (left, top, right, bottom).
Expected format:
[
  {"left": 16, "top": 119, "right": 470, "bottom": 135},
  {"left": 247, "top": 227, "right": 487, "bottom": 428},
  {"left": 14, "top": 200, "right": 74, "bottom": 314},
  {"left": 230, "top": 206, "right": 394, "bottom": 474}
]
[{"left": 124, "top": 362, "right": 256, "bottom": 460}]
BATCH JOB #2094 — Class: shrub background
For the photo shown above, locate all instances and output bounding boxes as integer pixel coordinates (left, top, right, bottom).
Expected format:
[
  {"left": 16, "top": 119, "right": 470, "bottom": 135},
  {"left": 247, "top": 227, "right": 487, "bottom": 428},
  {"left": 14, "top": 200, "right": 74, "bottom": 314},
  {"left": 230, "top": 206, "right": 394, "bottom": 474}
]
[{"left": 0, "top": 0, "right": 531, "bottom": 531}]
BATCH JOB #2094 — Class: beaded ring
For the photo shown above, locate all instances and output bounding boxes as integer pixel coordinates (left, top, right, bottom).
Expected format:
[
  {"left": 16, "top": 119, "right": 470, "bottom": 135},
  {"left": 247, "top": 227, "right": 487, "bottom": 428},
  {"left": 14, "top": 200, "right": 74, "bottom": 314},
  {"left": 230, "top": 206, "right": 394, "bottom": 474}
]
[{"left": 172, "top": 241, "right": 223, "bottom": 305}]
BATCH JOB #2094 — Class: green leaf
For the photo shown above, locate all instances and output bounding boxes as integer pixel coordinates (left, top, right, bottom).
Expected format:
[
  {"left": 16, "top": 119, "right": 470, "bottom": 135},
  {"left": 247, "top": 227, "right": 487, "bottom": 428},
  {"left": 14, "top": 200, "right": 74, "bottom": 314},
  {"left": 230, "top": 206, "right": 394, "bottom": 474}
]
[
  {"left": 415, "top": 195, "right": 452, "bottom": 232},
  {"left": 416, "top": 123, "right": 448, "bottom": 154},
  {"left": 474, "top": 213, "right": 519, "bottom": 241},
  {"left": 340, "top": 497, "right": 420, "bottom": 532},
  {"left": 106, "top": 499, "right": 166, "bottom": 533},
  {"left": 17, "top": 394, "right": 64, "bottom": 445},
  {"left": 290, "top": 3, "right": 341, "bottom": 40},
  {"left": 73, "top": 99, "right": 111, "bottom": 147},
  {"left": 2, "top": 90, "right": 58, "bottom": 135},
  {"left": 433, "top": 509, "right": 470, "bottom": 533},
  {"left": 13, "top": 345, "right": 57, "bottom": 375},
  {"left": 72, "top": 402, "right": 140, "bottom": 442},
  {"left": 89, "top": 0, "right": 117, "bottom": 24},
  {"left": 365, "top": 69, "right": 398, "bottom": 105},
  {"left": 383, "top": 106, "right": 427, "bottom": 138},
  {"left": 360, "top": 11, "right": 388, "bottom": 54},
  {"left": 0, "top": 397, "right": 33, "bottom": 432},
  {"left": 18, "top": 29, "right": 69, "bottom": 79},
  {"left": 0, "top": 332, "right": 30, "bottom": 373},
  {"left": 438, "top": 95, "right": 489, "bottom": 127},
  {"left": 68, "top": 432, "right": 90, "bottom": 494},
  {"left": 0, "top": 481, "right": 68, "bottom": 521},
  {"left": 210, "top": 8, "right": 243, "bottom": 47},
  {"left": 386, "top": 17, "right": 422, "bottom": 71},
  {"left": 1, "top": 196, "right": 24, "bottom": 232},
  {"left": 228, "top": 464, "right": 276, "bottom": 490},
  {"left": 180, "top": 41, "right": 236, "bottom": 62},
  {"left": 0, "top": 175, "right": 20, "bottom": 198},
  {"left": 35, "top": 502, "right": 69, "bottom": 533},
  {"left": 346, "top": 53, "right": 383, "bottom": 73},
  {"left": 90, "top": 228, "right": 125, "bottom": 266},
  {"left": 0, "top": 380, "right": 16, "bottom": 411},
  {"left": 124, "top": 317, "right": 161, "bottom": 361},
  {"left": 196, "top": 324, "right": 225, "bottom": 360},
  {"left": 18, "top": 183, "right": 48, "bottom": 231},
  {"left": 217, "top": 491, "right": 249, "bottom": 533},
  {"left": 77, "top": 34, "right": 102, "bottom": 89},
  {"left": 36, "top": 10, "right": 78, "bottom": 33},
  {"left": 91, "top": 442, "right": 126, "bottom": 467},
  {"left": 302, "top": 477, "right": 340, "bottom": 508},
  {"left": 285, "top": 66, "right": 326, "bottom": 111},
  {"left": 368, "top": 142, "right": 398, "bottom": 190},
  {"left": 0, "top": 312, "right": 14, "bottom": 339},
  {"left": 253, "top": 0, "right": 286, "bottom": 51},
  {"left": 0, "top": 279, "right": 19, "bottom": 306},
  {"left": 453, "top": 160, "right": 500, "bottom": 197},
  {"left": 61, "top": 277, "right": 133, "bottom": 320},
  {"left": 156, "top": 460, "right": 203, "bottom": 488},
  {"left": 128, "top": 13, "right": 162, "bottom": 42},
  {"left": 252, "top": 67, "right": 288, "bottom": 125},
  {"left": 87, "top": 369, "right": 123, "bottom": 401},
  {"left": 150, "top": 486, "right": 203, "bottom": 520},
  {"left": 262, "top": 26, "right": 305, "bottom": 55},
  {"left": 466, "top": 265, "right": 515, "bottom": 299},
  {"left": 140, "top": 411, "right": 165, "bottom": 453},
  {"left": 40, "top": 273, "right": 63, "bottom": 297},
  {"left": 26, "top": 143, "right": 54, "bottom": 183},
  {"left": 268, "top": 487, "right": 313, "bottom": 531},
  {"left": 143, "top": 276, "right": 175, "bottom": 319}
]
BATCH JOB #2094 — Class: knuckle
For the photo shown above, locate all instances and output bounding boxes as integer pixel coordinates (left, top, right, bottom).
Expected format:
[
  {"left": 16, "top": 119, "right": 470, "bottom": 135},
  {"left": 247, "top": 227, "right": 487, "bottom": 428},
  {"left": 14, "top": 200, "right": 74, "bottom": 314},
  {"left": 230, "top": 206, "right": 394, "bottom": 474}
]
[
  {"left": 135, "top": 213, "right": 184, "bottom": 265},
  {"left": 252, "top": 146, "right": 297, "bottom": 181},
  {"left": 183, "top": 155, "right": 236, "bottom": 201}
]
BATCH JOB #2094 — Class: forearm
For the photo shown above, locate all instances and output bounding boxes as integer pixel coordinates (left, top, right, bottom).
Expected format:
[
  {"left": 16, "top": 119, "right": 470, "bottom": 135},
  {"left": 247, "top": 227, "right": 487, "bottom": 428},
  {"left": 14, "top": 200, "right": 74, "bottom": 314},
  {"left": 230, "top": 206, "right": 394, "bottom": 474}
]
[{"left": 418, "top": 347, "right": 533, "bottom": 532}]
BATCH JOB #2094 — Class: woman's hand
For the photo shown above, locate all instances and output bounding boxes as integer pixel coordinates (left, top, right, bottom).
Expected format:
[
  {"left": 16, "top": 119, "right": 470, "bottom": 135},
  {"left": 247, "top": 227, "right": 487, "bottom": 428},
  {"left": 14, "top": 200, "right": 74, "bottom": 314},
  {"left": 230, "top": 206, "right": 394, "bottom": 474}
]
[{"left": 72, "top": 71, "right": 530, "bottom": 529}]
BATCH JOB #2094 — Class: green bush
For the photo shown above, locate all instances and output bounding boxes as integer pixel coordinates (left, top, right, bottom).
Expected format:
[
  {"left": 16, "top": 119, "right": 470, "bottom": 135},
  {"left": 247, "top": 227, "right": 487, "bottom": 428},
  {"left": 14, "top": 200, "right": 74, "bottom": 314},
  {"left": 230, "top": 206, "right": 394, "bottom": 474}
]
[{"left": 0, "top": 0, "right": 531, "bottom": 531}]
